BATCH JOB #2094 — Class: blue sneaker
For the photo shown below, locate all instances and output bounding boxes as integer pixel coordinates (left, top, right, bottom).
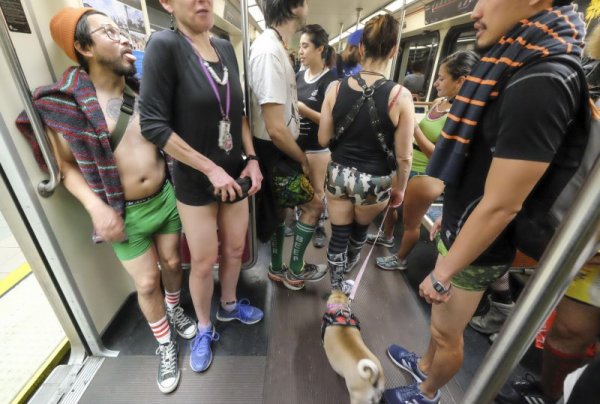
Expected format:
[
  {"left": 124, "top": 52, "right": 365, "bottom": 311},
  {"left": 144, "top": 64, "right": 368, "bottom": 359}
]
[
  {"left": 216, "top": 298, "right": 264, "bottom": 325},
  {"left": 384, "top": 383, "right": 440, "bottom": 404},
  {"left": 189, "top": 326, "right": 219, "bottom": 373},
  {"left": 387, "top": 344, "right": 427, "bottom": 382}
]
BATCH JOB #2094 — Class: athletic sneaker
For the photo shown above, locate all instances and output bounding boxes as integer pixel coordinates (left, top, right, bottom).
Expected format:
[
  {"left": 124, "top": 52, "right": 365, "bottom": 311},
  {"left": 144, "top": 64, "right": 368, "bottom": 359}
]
[
  {"left": 384, "top": 383, "right": 440, "bottom": 404},
  {"left": 376, "top": 255, "right": 408, "bottom": 271},
  {"left": 156, "top": 340, "right": 180, "bottom": 394},
  {"left": 469, "top": 296, "right": 515, "bottom": 334},
  {"left": 268, "top": 264, "right": 305, "bottom": 290},
  {"left": 286, "top": 263, "right": 328, "bottom": 287},
  {"left": 216, "top": 298, "right": 264, "bottom": 325},
  {"left": 166, "top": 305, "right": 197, "bottom": 339},
  {"left": 496, "top": 374, "right": 556, "bottom": 404},
  {"left": 366, "top": 232, "right": 395, "bottom": 248},
  {"left": 312, "top": 225, "right": 326, "bottom": 248},
  {"left": 387, "top": 344, "right": 427, "bottom": 382},
  {"left": 189, "top": 326, "right": 219, "bottom": 373}
]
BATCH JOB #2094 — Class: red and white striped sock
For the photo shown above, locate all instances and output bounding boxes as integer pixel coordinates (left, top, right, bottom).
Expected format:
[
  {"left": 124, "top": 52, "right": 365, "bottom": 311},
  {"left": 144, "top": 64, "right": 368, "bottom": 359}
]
[
  {"left": 165, "top": 290, "right": 181, "bottom": 310},
  {"left": 149, "top": 316, "right": 171, "bottom": 345}
]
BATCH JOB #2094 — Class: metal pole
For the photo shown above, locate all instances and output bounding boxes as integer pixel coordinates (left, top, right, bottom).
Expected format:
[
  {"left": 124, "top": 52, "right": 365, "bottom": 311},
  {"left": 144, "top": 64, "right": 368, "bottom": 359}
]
[
  {"left": 389, "top": 0, "right": 407, "bottom": 80},
  {"left": 0, "top": 8, "right": 60, "bottom": 197},
  {"left": 355, "top": 8, "right": 363, "bottom": 30},
  {"left": 337, "top": 22, "right": 344, "bottom": 53},
  {"left": 240, "top": 0, "right": 258, "bottom": 270},
  {"left": 463, "top": 160, "right": 600, "bottom": 403}
]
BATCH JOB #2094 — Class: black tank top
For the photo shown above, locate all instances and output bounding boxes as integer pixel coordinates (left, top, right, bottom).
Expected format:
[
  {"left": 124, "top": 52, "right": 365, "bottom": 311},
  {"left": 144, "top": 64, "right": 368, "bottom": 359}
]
[{"left": 331, "top": 77, "right": 397, "bottom": 175}]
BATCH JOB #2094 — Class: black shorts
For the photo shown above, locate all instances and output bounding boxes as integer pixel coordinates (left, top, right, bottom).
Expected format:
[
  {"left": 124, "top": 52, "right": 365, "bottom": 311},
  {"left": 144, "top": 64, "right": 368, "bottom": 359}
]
[
  {"left": 297, "top": 132, "right": 328, "bottom": 153},
  {"left": 173, "top": 159, "right": 244, "bottom": 206}
]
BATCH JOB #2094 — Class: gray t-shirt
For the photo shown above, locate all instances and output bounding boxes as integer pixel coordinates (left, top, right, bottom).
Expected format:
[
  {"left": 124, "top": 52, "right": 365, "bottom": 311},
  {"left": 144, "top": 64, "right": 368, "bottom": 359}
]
[{"left": 249, "top": 29, "right": 300, "bottom": 141}]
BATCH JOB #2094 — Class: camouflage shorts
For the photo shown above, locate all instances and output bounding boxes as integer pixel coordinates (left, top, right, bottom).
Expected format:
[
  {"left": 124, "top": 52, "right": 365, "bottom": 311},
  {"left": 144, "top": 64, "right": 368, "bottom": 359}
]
[
  {"left": 437, "top": 238, "right": 510, "bottom": 292},
  {"left": 325, "top": 161, "right": 391, "bottom": 206}
]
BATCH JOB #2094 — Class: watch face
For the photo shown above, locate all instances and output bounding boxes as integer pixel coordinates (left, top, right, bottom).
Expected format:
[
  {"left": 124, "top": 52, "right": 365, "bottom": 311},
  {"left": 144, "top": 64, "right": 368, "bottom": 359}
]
[{"left": 433, "top": 282, "right": 445, "bottom": 294}]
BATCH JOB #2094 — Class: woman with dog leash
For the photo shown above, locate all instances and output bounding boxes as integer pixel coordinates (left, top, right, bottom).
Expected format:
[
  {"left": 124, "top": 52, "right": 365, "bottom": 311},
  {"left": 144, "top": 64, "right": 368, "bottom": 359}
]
[
  {"left": 140, "top": 0, "right": 264, "bottom": 374},
  {"left": 318, "top": 13, "right": 415, "bottom": 294}
]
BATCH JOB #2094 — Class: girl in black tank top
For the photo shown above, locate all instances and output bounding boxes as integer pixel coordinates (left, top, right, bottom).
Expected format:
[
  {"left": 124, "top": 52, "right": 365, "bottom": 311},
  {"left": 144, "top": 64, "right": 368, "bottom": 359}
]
[{"left": 317, "top": 14, "right": 414, "bottom": 295}]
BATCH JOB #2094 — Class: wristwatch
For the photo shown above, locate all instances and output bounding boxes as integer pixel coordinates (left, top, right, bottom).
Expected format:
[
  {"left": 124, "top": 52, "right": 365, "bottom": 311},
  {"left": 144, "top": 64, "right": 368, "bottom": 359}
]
[
  {"left": 430, "top": 272, "right": 450, "bottom": 295},
  {"left": 246, "top": 154, "right": 258, "bottom": 161}
]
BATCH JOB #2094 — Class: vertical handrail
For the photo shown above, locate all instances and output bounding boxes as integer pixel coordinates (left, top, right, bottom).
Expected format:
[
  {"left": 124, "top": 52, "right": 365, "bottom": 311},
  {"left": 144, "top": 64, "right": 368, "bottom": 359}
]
[
  {"left": 240, "top": 0, "right": 258, "bottom": 269},
  {"left": 0, "top": 8, "right": 60, "bottom": 197},
  {"left": 463, "top": 159, "right": 600, "bottom": 403},
  {"left": 389, "top": 0, "right": 407, "bottom": 81}
]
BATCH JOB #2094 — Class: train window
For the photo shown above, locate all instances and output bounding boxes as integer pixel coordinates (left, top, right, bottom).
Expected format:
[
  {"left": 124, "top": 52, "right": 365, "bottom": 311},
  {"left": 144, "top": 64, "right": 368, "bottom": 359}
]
[
  {"left": 442, "top": 23, "right": 477, "bottom": 58},
  {"left": 395, "top": 32, "right": 440, "bottom": 102}
]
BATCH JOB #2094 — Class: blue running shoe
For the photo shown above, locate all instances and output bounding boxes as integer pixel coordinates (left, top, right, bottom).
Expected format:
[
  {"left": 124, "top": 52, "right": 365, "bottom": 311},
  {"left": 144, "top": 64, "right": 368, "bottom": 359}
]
[
  {"left": 387, "top": 344, "right": 427, "bottom": 382},
  {"left": 216, "top": 298, "right": 264, "bottom": 325},
  {"left": 384, "top": 383, "right": 440, "bottom": 404},
  {"left": 189, "top": 326, "right": 219, "bottom": 373}
]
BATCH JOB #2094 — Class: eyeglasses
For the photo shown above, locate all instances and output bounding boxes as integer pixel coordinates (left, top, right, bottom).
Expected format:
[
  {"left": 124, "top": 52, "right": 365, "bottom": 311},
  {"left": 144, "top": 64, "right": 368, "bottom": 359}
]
[{"left": 90, "top": 24, "right": 131, "bottom": 42}]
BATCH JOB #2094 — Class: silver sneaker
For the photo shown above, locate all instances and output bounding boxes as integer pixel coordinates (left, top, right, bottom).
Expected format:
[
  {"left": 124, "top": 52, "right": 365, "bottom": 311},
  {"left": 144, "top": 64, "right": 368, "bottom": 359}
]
[
  {"left": 313, "top": 225, "right": 326, "bottom": 248},
  {"left": 469, "top": 296, "right": 514, "bottom": 334},
  {"left": 286, "top": 263, "right": 328, "bottom": 284},
  {"left": 341, "top": 280, "right": 355, "bottom": 296},
  {"left": 376, "top": 255, "right": 408, "bottom": 271},
  {"left": 167, "top": 305, "right": 197, "bottom": 340},
  {"left": 156, "top": 340, "right": 180, "bottom": 394},
  {"left": 366, "top": 232, "right": 395, "bottom": 248}
]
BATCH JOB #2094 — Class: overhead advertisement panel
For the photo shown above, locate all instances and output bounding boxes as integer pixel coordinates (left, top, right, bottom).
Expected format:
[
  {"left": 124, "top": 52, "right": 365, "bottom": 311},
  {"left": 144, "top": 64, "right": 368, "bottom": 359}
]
[{"left": 424, "top": 0, "right": 477, "bottom": 25}]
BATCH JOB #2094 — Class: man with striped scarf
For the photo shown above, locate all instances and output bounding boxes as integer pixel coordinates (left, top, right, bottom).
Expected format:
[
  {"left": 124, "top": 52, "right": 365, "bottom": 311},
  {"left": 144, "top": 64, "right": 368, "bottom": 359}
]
[{"left": 384, "top": 1, "right": 587, "bottom": 403}]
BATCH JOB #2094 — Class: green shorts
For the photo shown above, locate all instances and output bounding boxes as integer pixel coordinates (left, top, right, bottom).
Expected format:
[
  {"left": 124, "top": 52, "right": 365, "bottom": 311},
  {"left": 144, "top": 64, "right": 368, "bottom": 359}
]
[
  {"left": 112, "top": 181, "right": 182, "bottom": 261},
  {"left": 437, "top": 238, "right": 510, "bottom": 292}
]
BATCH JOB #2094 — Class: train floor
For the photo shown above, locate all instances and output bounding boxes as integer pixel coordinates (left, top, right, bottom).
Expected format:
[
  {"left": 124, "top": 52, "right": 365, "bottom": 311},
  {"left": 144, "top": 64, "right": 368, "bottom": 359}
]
[{"left": 77, "top": 222, "right": 538, "bottom": 403}]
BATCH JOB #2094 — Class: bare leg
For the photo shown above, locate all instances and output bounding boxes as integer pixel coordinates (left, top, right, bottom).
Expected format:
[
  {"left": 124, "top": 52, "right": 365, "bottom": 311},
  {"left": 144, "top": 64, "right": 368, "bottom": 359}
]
[
  {"left": 420, "top": 286, "right": 484, "bottom": 398},
  {"left": 121, "top": 249, "right": 165, "bottom": 323},
  {"left": 216, "top": 198, "right": 249, "bottom": 303},
  {"left": 396, "top": 176, "right": 444, "bottom": 260},
  {"left": 306, "top": 151, "right": 330, "bottom": 204},
  {"left": 177, "top": 201, "right": 218, "bottom": 328},
  {"left": 154, "top": 233, "right": 182, "bottom": 294}
]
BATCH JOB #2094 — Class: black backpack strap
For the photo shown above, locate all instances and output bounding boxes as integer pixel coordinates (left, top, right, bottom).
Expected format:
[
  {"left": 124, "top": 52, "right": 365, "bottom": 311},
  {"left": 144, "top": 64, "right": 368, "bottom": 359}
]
[
  {"left": 354, "top": 74, "right": 397, "bottom": 171},
  {"left": 110, "top": 85, "right": 136, "bottom": 150}
]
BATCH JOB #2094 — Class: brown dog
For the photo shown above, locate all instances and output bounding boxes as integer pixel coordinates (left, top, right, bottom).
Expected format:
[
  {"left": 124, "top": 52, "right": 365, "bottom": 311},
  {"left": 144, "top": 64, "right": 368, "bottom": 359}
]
[{"left": 323, "top": 290, "right": 385, "bottom": 404}]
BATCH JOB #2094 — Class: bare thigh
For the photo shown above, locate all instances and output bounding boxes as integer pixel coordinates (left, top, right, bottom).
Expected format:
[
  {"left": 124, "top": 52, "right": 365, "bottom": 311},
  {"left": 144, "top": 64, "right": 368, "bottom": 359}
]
[
  {"left": 550, "top": 296, "right": 600, "bottom": 349},
  {"left": 217, "top": 198, "right": 249, "bottom": 256},
  {"left": 307, "top": 152, "right": 330, "bottom": 200},
  {"left": 354, "top": 200, "right": 389, "bottom": 226},
  {"left": 402, "top": 176, "right": 444, "bottom": 229},
  {"left": 327, "top": 190, "right": 355, "bottom": 225},
  {"left": 431, "top": 283, "right": 484, "bottom": 343},
  {"left": 177, "top": 201, "right": 219, "bottom": 269}
]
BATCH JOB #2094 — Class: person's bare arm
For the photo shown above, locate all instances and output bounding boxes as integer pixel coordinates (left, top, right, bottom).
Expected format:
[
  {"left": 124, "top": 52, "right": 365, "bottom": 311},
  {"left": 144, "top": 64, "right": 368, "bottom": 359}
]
[
  {"left": 317, "top": 81, "right": 338, "bottom": 149},
  {"left": 298, "top": 101, "right": 321, "bottom": 124},
  {"left": 47, "top": 127, "right": 125, "bottom": 242},
  {"left": 261, "top": 103, "right": 309, "bottom": 174},
  {"left": 420, "top": 157, "right": 549, "bottom": 303},
  {"left": 390, "top": 86, "right": 415, "bottom": 208}
]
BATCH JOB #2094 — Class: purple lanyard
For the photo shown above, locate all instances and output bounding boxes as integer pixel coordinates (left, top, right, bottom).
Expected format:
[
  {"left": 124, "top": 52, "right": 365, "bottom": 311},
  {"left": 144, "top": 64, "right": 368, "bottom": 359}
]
[{"left": 183, "top": 34, "right": 230, "bottom": 121}]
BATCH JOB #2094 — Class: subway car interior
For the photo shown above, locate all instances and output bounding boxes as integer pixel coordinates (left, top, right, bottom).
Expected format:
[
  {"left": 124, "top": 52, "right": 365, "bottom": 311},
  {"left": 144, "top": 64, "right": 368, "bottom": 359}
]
[{"left": 0, "top": 0, "right": 598, "bottom": 403}]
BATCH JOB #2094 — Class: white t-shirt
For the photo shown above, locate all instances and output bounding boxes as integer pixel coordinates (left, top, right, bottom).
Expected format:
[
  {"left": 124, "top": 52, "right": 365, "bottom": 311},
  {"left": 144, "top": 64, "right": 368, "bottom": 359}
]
[{"left": 249, "top": 29, "right": 300, "bottom": 141}]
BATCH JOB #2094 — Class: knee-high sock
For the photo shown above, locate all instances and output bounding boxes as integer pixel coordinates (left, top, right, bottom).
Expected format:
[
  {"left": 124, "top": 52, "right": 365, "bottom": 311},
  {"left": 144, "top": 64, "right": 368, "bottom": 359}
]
[
  {"left": 289, "top": 221, "right": 315, "bottom": 274},
  {"left": 328, "top": 223, "right": 352, "bottom": 289},
  {"left": 489, "top": 271, "right": 512, "bottom": 304},
  {"left": 270, "top": 223, "right": 285, "bottom": 271},
  {"left": 542, "top": 340, "right": 587, "bottom": 400},
  {"left": 348, "top": 222, "right": 369, "bottom": 261}
]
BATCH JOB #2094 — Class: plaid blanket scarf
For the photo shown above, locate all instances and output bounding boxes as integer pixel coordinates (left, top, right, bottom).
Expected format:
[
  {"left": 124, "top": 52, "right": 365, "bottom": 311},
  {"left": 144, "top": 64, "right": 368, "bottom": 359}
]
[
  {"left": 426, "top": 5, "right": 585, "bottom": 184},
  {"left": 16, "top": 67, "right": 129, "bottom": 216}
]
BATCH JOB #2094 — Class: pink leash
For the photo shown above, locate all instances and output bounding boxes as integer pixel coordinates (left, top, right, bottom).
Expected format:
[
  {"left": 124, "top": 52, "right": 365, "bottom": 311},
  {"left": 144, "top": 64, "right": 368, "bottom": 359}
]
[{"left": 349, "top": 205, "right": 391, "bottom": 301}]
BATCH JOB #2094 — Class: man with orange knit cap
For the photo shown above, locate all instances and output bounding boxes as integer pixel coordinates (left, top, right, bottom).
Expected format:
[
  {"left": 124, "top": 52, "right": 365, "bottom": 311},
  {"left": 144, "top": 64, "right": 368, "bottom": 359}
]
[{"left": 16, "top": 7, "right": 196, "bottom": 394}]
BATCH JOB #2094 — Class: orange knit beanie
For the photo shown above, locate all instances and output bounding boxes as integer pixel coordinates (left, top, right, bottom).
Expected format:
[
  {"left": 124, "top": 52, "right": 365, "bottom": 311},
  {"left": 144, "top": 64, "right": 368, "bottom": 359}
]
[{"left": 49, "top": 7, "right": 95, "bottom": 62}]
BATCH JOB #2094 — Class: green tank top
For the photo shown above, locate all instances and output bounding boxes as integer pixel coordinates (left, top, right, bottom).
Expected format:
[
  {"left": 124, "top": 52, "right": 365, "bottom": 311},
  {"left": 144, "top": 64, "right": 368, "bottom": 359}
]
[{"left": 412, "top": 111, "right": 447, "bottom": 174}]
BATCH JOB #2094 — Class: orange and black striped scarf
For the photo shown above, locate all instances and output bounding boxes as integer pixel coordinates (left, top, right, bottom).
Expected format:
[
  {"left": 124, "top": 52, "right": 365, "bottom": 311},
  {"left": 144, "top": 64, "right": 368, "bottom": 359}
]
[{"left": 427, "top": 5, "right": 585, "bottom": 184}]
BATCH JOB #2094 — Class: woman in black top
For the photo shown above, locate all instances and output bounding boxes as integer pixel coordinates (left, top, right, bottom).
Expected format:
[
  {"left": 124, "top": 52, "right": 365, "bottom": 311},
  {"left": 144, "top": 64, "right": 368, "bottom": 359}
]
[
  {"left": 140, "top": 0, "right": 263, "bottom": 374},
  {"left": 318, "top": 14, "right": 414, "bottom": 293},
  {"left": 296, "top": 24, "right": 337, "bottom": 248}
]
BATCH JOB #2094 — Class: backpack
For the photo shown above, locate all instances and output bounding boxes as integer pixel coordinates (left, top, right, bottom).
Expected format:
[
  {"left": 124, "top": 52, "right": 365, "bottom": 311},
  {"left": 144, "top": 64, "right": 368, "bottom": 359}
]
[{"left": 513, "top": 56, "right": 600, "bottom": 261}]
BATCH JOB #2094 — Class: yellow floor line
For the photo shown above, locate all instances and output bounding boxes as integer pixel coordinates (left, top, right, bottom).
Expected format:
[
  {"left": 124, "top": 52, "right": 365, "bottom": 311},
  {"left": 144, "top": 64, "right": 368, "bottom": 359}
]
[
  {"left": 0, "top": 263, "right": 31, "bottom": 297},
  {"left": 11, "top": 337, "right": 70, "bottom": 404}
]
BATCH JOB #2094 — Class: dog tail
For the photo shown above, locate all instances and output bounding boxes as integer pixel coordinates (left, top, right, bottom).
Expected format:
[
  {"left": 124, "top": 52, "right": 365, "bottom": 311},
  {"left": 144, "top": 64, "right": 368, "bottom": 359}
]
[{"left": 357, "top": 359, "right": 379, "bottom": 386}]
